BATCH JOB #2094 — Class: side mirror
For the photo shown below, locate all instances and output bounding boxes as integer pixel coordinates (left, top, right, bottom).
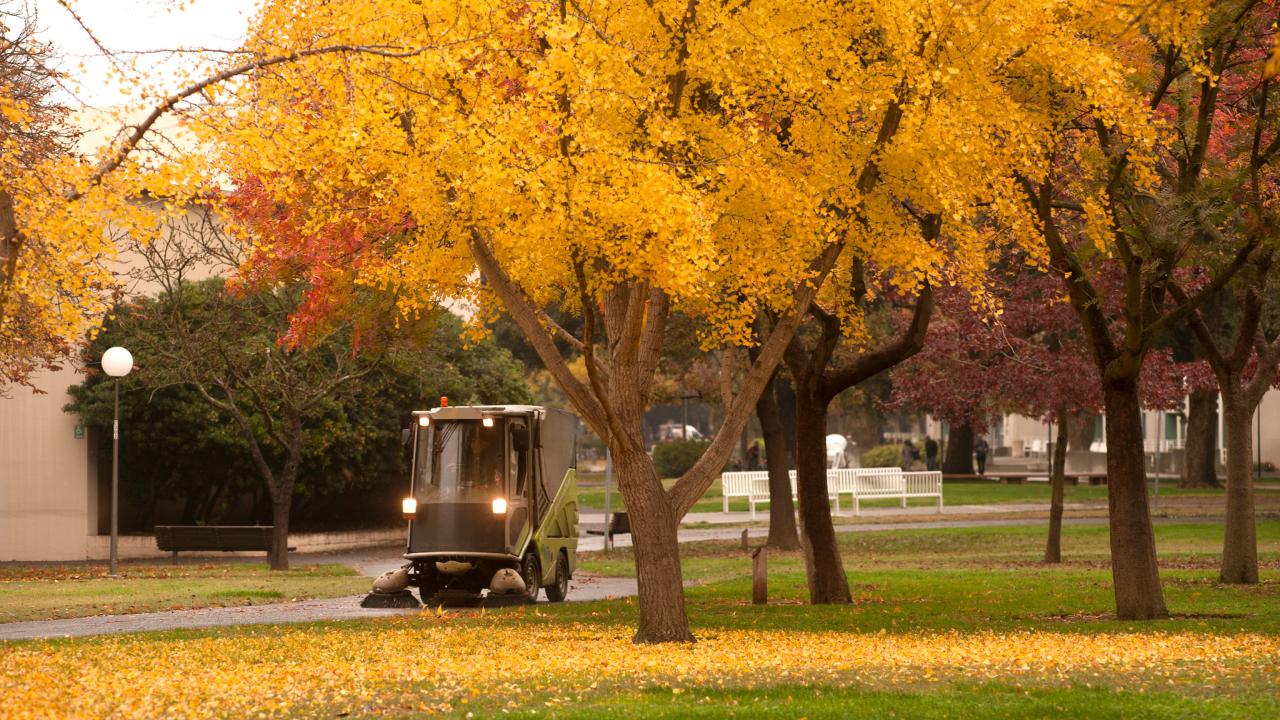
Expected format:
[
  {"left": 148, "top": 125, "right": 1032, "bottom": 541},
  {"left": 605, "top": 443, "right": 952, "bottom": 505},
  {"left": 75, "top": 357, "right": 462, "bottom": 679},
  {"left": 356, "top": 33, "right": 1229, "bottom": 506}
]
[{"left": 401, "top": 428, "right": 411, "bottom": 447}]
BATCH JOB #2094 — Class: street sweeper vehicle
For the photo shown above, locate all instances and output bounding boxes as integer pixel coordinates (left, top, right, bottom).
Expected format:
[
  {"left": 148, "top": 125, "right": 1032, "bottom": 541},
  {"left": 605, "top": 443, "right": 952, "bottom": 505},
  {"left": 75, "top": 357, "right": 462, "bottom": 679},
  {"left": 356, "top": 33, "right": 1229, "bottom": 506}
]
[{"left": 363, "top": 403, "right": 579, "bottom": 607}]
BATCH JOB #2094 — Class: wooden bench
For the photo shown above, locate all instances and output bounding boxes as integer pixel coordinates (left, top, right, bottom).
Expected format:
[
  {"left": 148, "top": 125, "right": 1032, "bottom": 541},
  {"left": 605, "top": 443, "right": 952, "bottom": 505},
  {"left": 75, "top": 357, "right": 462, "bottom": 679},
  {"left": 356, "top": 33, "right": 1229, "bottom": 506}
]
[
  {"left": 943, "top": 472, "right": 1030, "bottom": 484},
  {"left": 154, "top": 525, "right": 290, "bottom": 557},
  {"left": 606, "top": 512, "right": 630, "bottom": 541},
  {"left": 1026, "top": 473, "right": 1109, "bottom": 486},
  {"left": 943, "top": 472, "right": 1108, "bottom": 486}
]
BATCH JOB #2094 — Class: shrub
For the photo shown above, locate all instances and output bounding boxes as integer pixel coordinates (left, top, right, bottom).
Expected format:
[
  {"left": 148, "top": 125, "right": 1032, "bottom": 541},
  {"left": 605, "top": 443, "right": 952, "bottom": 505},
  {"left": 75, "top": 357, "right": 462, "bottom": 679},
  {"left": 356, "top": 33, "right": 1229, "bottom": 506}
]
[
  {"left": 652, "top": 439, "right": 712, "bottom": 478},
  {"left": 861, "top": 443, "right": 903, "bottom": 468}
]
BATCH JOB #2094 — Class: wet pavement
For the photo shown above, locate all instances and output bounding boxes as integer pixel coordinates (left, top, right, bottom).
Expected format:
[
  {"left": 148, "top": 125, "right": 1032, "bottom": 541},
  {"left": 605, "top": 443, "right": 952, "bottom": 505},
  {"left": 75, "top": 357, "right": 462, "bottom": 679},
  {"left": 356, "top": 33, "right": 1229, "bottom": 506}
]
[{"left": 0, "top": 572, "right": 640, "bottom": 642}]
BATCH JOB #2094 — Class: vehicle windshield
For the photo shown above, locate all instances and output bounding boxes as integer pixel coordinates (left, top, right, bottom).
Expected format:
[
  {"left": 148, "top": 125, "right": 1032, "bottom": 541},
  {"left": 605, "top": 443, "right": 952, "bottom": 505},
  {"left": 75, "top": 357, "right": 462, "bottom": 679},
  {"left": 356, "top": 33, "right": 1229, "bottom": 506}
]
[{"left": 415, "top": 420, "right": 505, "bottom": 503}]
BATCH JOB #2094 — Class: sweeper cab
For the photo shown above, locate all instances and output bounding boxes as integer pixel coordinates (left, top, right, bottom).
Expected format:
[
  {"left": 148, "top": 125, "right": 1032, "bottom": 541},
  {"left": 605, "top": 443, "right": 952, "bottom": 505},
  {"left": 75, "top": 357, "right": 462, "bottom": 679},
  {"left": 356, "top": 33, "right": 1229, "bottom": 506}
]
[{"left": 363, "top": 403, "right": 579, "bottom": 607}]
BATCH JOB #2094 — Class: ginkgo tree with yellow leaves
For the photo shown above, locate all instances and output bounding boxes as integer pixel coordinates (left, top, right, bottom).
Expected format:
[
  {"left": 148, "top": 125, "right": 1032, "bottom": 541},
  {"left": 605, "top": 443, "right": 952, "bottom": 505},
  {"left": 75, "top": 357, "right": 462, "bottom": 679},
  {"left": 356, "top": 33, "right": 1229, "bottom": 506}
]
[
  {"left": 0, "top": 3, "right": 148, "bottom": 388},
  {"left": 179, "top": 0, "right": 1184, "bottom": 643},
  {"left": 0, "top": 0, "right": 478, "bottom": 391}
]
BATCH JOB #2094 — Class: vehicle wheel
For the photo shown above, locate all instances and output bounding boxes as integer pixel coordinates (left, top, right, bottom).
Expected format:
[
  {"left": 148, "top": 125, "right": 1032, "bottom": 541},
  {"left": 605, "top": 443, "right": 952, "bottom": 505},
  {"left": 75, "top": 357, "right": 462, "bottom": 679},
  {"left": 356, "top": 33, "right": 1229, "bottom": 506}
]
[
  {"left": 544, "top": 551, "right": 570, "bottom": 603},
  {"left": 520, "top": 552, "right": 540, "bottom": 602}
]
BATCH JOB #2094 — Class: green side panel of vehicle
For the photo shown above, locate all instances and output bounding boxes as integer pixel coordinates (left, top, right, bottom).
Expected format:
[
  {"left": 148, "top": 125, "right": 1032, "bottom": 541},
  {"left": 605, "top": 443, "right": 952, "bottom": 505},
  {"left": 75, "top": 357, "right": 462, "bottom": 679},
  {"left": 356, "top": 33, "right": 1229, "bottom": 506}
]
[{"left": 532, "top": 468, "right": 579, "bottom": 585}]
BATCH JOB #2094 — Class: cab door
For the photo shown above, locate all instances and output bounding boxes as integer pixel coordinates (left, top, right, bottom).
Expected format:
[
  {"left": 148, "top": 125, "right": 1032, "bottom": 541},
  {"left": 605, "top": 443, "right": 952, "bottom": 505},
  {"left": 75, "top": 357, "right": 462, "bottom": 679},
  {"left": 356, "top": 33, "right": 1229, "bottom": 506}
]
[{"left": 506, "top": 419, "right": 532, "bottom": 553}]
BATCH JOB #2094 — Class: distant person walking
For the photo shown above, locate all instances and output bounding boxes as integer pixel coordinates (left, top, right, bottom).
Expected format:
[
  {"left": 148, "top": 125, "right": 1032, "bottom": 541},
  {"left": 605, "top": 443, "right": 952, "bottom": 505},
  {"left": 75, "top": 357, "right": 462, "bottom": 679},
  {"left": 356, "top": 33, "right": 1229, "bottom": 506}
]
[
  {"left": 974, "top": 436, "right": 990, "bottom": 476},
  {"left": 902, "top": 439, "right": 918, "bottom": 470},
  {"left": 924, "top": 436, "right": 939, "bottom": 471},
  {"left": 746, "top": 442, "right": 761, "bottom": 471}
]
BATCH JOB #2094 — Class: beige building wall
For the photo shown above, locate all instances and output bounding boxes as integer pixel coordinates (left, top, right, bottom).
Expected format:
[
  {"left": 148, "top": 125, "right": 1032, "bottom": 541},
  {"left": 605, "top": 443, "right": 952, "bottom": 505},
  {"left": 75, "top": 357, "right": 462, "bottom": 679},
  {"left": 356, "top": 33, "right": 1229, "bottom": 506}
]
[
  {"left": 965, "top": 388, "right": 1280, "bottom": 469},
  {"left": 1, "top": 204, "right": 222, "bottom": 562},
  {"left": 0, "top": 365, "right": 97, "bottom": 561},
  {"left": 1249, "top": 390, "right": 1279, "bottom": 468}
]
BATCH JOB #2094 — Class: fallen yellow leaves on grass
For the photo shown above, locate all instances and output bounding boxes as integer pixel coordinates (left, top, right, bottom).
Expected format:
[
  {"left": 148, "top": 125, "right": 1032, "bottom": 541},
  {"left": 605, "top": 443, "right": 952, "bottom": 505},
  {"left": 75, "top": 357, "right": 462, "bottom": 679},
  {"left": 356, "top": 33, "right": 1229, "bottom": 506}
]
[{"left": 1, "top": 620, "right": 1276, "bottom": 718}]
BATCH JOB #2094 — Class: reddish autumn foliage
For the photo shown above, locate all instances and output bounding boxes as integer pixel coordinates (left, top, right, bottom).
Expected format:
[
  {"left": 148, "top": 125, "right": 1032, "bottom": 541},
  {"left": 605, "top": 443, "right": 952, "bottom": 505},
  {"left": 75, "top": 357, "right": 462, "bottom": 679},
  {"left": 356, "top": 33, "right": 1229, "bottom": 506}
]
[
  {"left": 887, "top": 257, "right": 1187, "bottom": 431},
  {"left": 226, "top": 176, "right": 413, "bottom": 349}
]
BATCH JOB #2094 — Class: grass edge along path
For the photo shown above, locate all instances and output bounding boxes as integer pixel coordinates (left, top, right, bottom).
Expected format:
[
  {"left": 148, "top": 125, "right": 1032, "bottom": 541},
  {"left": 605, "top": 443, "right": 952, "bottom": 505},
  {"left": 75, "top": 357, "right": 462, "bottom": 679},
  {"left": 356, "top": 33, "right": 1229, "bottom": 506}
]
[
  {"left": 0, "top": 563, "right": 369, "bottom": 624},
  {"left": 575, "top": 475, "right": 1280, "bottom": 515}
]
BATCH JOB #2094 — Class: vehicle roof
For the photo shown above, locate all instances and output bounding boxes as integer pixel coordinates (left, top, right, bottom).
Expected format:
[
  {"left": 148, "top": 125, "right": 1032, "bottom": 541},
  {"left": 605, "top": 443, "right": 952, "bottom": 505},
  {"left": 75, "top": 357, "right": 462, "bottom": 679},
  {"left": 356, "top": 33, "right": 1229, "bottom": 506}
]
[{"left": 412, "top": 404, "right": 566, "bottom": 419}]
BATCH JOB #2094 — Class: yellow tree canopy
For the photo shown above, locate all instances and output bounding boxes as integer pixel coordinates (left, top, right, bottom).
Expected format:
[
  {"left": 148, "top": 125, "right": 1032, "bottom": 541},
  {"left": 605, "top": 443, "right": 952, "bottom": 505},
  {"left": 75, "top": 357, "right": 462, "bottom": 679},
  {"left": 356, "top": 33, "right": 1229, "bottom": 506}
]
[
  {"left": 1, "top": 0, "right": 1210, "bottom": 393},
  {"left": 0, "top": 5, "right": 219, "bottom": 388},
  {"left": 191, "top": 0, "right": 1177, "bottom": 352}
]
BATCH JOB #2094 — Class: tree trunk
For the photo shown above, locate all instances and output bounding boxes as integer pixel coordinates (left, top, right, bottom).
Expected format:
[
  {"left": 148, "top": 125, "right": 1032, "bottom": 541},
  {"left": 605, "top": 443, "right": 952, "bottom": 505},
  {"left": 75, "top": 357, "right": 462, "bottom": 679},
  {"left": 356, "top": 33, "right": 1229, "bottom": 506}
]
[
  {"left": 793, "top": 394, "right": 852, "bottom": 604},
  {"left": 1045, "top": 410, "right": 1069, "bottom": 564},
  {"left": 942, "top": 423, "right": 974, "bottom": 474},
  {"left": 1219, "top": 395, "right": 1258, "bottom": 584},
  {"left": 267, "top": 419, "right": 304, "bottom": 571},
  {"left": 1103, "top": 378, "right": 1168, "bottom": 620},
  {"left": 269, "top": 493, "right": 291, "bottom": 571},
  {"left": 1067, "top": 413, "right": 1096, "bottom": 455},
  {"left": 1181, "top": 389, "right": 1220, "bottom": 488},
  {"left": 757, "top": 375, "right": 800, "bottom": 550},
  {"left": 252, "top": 485, "right": 271, "bottom": 525},
  {"left": 775, "top": 377, "right": 799, "bottom": 460},
  {"left": 181, "top": 487, "right": 200, "bottom": 525},
  {"left": 614, "top": 447, "right": 695, "bottom": 642}
]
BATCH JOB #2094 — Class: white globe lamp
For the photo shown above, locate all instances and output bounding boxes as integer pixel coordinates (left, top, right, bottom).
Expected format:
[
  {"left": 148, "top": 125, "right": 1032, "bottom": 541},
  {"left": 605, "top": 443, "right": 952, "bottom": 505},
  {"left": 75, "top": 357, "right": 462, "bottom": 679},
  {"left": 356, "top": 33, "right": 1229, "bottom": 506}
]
[{"left": 102, "top": 346, "right": 133, "bottom": 377}]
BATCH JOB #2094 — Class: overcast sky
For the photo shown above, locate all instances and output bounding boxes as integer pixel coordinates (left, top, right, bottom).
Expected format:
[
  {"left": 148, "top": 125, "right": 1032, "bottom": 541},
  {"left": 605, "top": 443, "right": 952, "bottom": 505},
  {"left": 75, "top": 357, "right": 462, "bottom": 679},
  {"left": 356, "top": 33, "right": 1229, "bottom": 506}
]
[{"left": 29, "top": 0, "right": 258, "bottom": 109}]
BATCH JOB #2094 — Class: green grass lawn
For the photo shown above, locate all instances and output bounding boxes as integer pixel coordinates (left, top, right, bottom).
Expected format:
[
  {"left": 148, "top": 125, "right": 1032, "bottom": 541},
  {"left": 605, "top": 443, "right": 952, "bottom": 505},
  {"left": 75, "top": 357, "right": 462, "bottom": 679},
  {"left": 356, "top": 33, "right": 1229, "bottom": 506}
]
[
  {"left": 575, "top": 520, "right": 1280, "bottom": 634},
  {"left": 491, "top": 684, "right": 1280, "bottom": 719},
  {"left": 0, "top": 563, "right": 370, "bottom": 623},
  {"left": 576, "top": 475, "right": 1249, "bottom": 514},
  {"left": 4, "top": 521, "right": 1276, "bottom": 718}
]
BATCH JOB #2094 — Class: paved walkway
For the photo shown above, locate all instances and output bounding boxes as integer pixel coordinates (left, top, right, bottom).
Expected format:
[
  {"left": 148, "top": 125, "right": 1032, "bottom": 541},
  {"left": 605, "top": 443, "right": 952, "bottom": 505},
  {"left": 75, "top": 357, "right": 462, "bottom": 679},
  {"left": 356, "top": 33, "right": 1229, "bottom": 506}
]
[
  {"left": 0, "top": 573, "right": 639, "bottom": 642},
  {"left": 582, "top": 500, "right": 1099, "bottom": 530},
  {"left": 576, "top": 515, "right": 1115, "bottom": 552}
]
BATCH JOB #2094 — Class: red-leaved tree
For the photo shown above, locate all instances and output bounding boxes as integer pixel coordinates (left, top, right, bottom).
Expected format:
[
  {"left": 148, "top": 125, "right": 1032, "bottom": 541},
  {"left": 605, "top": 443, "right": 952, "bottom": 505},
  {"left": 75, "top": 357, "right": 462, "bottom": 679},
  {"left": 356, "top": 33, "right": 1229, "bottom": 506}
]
[{"left": 889, "top": 258, "right": 1186, "bottom": 562}]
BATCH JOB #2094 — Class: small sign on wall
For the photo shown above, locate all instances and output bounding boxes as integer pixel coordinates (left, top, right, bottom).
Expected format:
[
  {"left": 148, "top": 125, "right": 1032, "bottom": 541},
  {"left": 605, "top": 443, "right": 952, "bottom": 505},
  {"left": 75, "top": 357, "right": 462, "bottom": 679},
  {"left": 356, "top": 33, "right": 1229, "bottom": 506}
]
[{"left": 74, "top": 424, "right": 85, "bottom": 440}]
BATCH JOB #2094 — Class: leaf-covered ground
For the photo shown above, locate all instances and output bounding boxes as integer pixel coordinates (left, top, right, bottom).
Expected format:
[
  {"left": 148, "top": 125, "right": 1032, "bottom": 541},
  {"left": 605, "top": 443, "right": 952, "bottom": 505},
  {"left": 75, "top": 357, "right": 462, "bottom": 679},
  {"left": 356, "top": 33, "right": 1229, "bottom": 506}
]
[
  {"left": 2, "top": 620, "right": 1275, "bottom": 718},
  {"left": 1, "top": 522, "right": 1277, "bottom": 718}
]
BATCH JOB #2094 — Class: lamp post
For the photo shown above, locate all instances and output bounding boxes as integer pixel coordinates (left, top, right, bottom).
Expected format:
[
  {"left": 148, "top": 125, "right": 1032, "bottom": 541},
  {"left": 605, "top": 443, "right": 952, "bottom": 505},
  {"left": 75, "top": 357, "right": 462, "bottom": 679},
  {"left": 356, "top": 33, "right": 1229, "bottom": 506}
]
[
  {"left": 680, "top": 390, "right": 700, "bottom": 440},
  {"left": 101, "top": 346, "right": 133, "bottom": 577}
]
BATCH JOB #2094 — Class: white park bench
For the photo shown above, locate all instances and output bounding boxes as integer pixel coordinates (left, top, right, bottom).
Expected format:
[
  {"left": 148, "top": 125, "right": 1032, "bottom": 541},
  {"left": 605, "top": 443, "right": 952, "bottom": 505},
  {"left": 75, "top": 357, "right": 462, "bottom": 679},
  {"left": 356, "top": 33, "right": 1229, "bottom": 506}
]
[
  {"left": 720, "top": 471, "right": 772, "bottom": 518},
  {"left": 901, "top": 470, "right": 944, "bottom": 514},
  {"left": 719, "top": 471, "right": 839, "bottom": 519},
  {"left": 836, "top": 468, "right": 944, "bottom": 516},
  {"left": 720, "top": 468, "right": 943, "bottom": 518},
  {"left": 832, "top": 467, "right": 896, "bottom": 514}
]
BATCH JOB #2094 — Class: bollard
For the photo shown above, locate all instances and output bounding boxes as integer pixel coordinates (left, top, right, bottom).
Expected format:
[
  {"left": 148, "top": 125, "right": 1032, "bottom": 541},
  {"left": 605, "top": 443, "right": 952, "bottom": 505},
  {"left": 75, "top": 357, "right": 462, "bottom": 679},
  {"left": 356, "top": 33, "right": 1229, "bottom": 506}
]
[{"left": 751, "top": 546, "right": 767, "bottom": 605}]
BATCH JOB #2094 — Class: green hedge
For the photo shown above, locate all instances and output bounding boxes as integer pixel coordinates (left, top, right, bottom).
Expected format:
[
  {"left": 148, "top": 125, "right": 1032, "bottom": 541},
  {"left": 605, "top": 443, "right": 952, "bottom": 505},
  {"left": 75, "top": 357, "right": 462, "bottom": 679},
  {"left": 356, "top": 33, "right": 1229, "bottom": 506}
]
[
  {"left": 861, "top": 444, "right": 903, "bottom": 468},
  {"left": 653, "top": 439, "right": 712, "bottom": 478}
]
